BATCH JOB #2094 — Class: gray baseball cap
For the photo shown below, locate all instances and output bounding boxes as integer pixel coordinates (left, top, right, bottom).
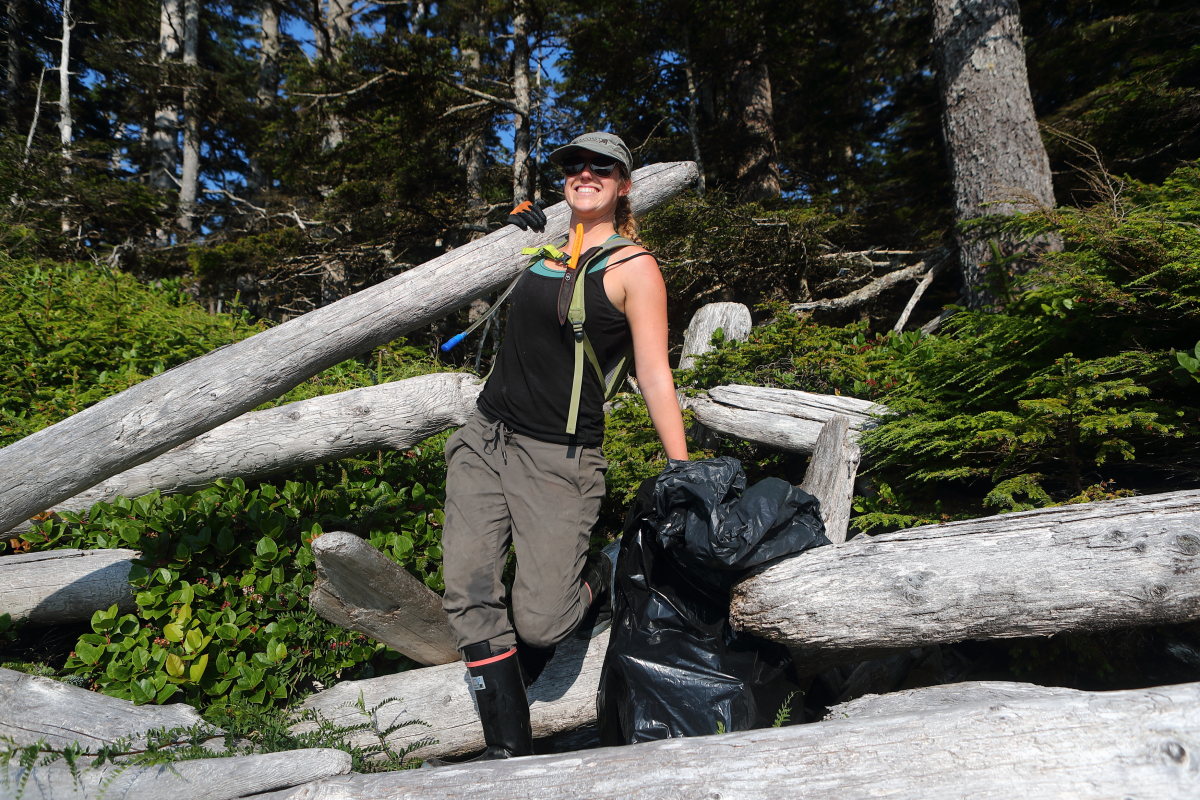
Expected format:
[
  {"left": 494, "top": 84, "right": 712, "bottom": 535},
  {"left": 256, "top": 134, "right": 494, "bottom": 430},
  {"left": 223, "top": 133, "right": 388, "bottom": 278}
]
[{"left": 547, "top": 132, "right": 633, "bottom": 175}]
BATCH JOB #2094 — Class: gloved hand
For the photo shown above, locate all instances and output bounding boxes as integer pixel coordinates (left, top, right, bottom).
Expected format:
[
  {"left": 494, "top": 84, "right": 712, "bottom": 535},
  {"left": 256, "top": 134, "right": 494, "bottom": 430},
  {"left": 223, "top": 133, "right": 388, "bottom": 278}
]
[{"left": 505, "top": 200, "right": 547, "bottom": 233}]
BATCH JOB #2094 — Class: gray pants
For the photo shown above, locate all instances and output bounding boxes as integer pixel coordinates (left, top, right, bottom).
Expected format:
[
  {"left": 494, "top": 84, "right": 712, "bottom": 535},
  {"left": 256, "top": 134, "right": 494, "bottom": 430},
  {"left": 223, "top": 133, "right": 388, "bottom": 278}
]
[{"left": 441, "top": 412, "right": 607, "bottom": 652}]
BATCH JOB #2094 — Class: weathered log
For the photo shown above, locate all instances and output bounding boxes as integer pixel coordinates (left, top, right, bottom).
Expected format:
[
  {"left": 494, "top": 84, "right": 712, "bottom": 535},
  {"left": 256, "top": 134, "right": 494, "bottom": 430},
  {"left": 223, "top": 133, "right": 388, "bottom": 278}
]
[
  {"left": 0, "top": 162, "right": 698, "bottom": 534},
  {"left": 0, "top": 549, "right": 137, "bottom": 625},
  {"left": 292, "top": 630, "right": 608, "bottom": 761},
  {"left": 0, "top": 666, "right": 212, "bottom": 750},
  {"left": 677, "top": 302, "right": 752, "bottom": 370},
  {"left": 825, "top": 680, "right": 1082, "bottom": 721},
  {"left": 893, "top": 252, "right": 950, "bottom": 332},
  {"left": 309, "top": 532, "right": 458, "bottom": 666},
  {"left": 683, "top": 384, "right": 882, "bottom": 455},
  {"left": 5, "top": 749, "right": 352, "bottom": 800},
  {"left": 789, "top": 258, "right": 932, "bottom": 315},
  {"left": 249, "top": 681, "right": 1200, "bottom": 800},
  {"left": 8, "top": 373, "right": 482, "bottom": 533},
  {"left": 730, "top": 489, "right": 1200, "bottom": 661},
  {"left": 798, "top": 415, "right": 860, "bottom": 544}
]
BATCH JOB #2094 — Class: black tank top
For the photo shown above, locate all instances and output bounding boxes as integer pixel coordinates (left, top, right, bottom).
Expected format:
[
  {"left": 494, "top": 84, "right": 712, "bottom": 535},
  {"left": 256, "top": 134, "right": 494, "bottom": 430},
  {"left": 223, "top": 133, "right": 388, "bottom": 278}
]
[{"left": 477, "top": 252, "right": 632, "bottom": 446}]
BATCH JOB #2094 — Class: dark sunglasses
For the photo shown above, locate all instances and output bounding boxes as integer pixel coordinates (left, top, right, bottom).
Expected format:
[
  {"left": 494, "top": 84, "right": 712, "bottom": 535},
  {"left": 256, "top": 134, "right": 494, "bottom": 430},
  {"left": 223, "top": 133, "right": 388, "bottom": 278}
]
[{"left": 561, "top": 154, "right": 619, "bottom": 178}]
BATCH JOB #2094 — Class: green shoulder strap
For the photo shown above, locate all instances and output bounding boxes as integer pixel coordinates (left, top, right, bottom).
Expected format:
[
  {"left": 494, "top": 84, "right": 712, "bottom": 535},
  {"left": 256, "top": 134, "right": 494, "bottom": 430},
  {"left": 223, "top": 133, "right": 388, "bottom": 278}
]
[{"left": 565, "top": 236, "right": 639, "bottom": 435}]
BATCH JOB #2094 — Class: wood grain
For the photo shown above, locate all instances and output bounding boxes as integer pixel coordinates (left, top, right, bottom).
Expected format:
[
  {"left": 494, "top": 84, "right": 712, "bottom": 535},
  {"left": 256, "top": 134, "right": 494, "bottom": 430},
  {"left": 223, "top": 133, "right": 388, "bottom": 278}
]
[
  {"left": 252, "top": 681, "right": 1200, "bottom": 800},
  {"left": 0, "top": 162, "right": 698, "bottom": 534},
  {"left": 309, "top": 532, "right": 458, "bottom": 666},
  {"left": 292, "top": 630, "right": 608, "bottom": 761},
  {"left": 730, "top": 489, "right": 1200, "bottom": 658},
  {"left": 6, "top": 748, "right": 352, "bottom": 800},
  {"left": 825, "top": 680, "right": 1082, "bottom": 721},
  {"left": 0, "top": 666, "right": 211, "bottom": 750},
  {"left": 798, "top": 415, "right": 860, "bottom": 544},
  {"left": 7, "top": 373, "right": 482, "bottom": 532},
  {"left": 0, "top": 548, "right": 137, "bottom": 624},
  {"left": 677, "top": 302, "right": 752, "bottom": 370}
]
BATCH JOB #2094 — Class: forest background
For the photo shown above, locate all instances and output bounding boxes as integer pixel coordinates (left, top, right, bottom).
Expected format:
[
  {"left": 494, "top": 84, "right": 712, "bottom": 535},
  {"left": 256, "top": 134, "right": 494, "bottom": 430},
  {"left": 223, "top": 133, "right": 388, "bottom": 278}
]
[{"left": 1, "top": 0, "right": 1199, "bottom": 734}]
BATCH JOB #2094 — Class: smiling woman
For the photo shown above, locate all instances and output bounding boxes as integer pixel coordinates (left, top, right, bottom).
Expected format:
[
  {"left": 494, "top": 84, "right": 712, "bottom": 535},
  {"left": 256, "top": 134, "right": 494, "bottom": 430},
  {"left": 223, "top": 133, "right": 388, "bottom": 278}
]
[{"left": 439, "top": 132, "right": 689, "bottom": 761}]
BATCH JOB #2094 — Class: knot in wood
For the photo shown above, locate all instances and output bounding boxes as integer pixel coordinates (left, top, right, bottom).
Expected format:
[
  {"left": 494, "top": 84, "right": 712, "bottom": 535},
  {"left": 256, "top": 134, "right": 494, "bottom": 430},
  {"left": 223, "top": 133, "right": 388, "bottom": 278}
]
[
  {"left": 351, "top": 405, "right": 371, "bottom": 416},
  {"left": 1144, "top": 583, "right": 1170, "bottom": 602},
  {"left": 1173, "top": 532, "right": 1200, "bottom": 557},
  {"left": 287, "top": 411, "right": 301, "bottom": 421},
  {"left": 1161, "top": 740, "right": 1186, "bottom": 763}
]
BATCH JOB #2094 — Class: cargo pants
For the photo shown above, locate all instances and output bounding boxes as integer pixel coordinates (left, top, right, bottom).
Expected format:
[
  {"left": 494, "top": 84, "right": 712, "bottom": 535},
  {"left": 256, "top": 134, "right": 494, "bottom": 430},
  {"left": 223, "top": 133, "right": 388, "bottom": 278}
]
[{"left": 441, "top": 412, "right": 607, "bottom": 653}]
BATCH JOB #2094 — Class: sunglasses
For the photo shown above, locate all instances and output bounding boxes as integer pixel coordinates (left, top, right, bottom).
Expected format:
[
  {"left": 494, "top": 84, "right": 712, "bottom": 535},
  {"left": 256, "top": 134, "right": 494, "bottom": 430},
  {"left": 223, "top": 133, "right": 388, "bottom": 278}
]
[{"left": 561, "top": 154, "right": 619, "bottom": 178}]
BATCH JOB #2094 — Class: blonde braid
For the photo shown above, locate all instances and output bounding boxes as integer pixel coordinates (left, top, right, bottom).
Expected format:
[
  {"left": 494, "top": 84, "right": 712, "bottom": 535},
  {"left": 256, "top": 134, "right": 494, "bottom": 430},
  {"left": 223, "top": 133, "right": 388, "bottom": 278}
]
[{"left": 613, "top": 165, "right": 642, "bottom": 245}]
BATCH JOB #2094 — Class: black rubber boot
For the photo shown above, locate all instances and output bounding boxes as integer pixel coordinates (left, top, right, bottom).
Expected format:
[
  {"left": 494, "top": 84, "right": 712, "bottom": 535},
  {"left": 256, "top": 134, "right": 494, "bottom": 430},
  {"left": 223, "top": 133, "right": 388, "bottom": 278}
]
[
  {"left": 516, "top": 634, "right": 557, "bottom": 688},
  {"left": 574, "top": 540, "right": 620, "bottom": 639},
  {"left": 462, "top": 642, "right": 533, "bottom": 759}
]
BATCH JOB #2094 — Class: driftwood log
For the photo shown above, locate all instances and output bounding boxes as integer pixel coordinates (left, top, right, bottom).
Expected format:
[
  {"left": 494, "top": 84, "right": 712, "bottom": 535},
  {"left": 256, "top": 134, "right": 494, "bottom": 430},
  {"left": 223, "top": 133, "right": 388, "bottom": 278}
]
[
  {"left": 677, "top": 302, "right": 752, "bottom": 370},
  {"left": 683, "top": 384, "right": 882, "bottom": 454},
  {"left": 292, "top": 631, "right": 608, "bottom": 761},
  {"left": 797, "top": 415, "right": 860, "bottom": 544},
  {"left": 789, "top": 254, "right": 941, "bottom": 315},
  {"left": 731, "top": 489, "right": 1200, "bottom": 662},
  {"left": 0, "top": 667, "right": 213, "bottom": 750},
  {"left": 5, "top": 749, "right": 352, "bottom": 800},
  {"left": 7, "top": 373, "right": 482, "bottom": 533},
  {"left": 0, "top": 549, "right": 137, "bottom": 625},
  {"left": 0, "top": 162, "right": 698, "bottom": 534},
  {"left": 309, "top": 532, "right": 458, "bottom": 666},
  {"left": 253, "top": 681, "right": 1200, "bottom": 800},
  {"left": 825, "top": 680, "right": 1082, "bottom": 721}
]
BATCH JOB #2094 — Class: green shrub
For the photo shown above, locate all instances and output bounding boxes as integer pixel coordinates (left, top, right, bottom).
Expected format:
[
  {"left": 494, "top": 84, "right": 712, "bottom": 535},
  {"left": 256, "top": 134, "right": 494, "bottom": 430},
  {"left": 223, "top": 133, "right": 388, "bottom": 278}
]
[{"left": 20, "top": 440, "right": 449, "bottom": 709}]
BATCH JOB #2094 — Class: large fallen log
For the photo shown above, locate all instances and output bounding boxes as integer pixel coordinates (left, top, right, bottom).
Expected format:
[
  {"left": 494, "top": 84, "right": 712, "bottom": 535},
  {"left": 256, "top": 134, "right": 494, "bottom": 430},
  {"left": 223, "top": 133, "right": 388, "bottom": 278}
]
[
  {"left": 0, "top": 162, "right": 698, "bottom": 534},
  {"left": 825, "top": 680, "right": 1082, "bottom": 720},
  {"left": 683, "top": 384, "right": 882, "bottom": 454},
  {"left": 292, "top": 630, "right": 608, "bottom": 761},
  {"left": 8, "top": 373, "right": 482, "bottom": 532},
  {"left": 0, "top": 666, "right": 212, "bottom": 750},
  {"left": 250, "top": 681, "right": 1200, "bottom": 799},
  {"left": 6, "top": 749, "right": 352, "bottom": 800},
  {"left": 309, "top": 532, "right": 458, "bottom": 666},
  {"left": 730, "top": 489, "right": 1200, "bottom": 662},
  {"left": 0, "top": 549, "right": 137, "bottom": 625}
]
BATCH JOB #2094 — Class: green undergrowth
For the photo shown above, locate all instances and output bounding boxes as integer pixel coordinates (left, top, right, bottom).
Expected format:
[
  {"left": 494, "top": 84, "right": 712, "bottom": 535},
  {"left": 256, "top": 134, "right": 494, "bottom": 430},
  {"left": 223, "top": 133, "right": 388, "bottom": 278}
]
[{"left": 13, "top": 439, "right": 449, "bottom": 711}]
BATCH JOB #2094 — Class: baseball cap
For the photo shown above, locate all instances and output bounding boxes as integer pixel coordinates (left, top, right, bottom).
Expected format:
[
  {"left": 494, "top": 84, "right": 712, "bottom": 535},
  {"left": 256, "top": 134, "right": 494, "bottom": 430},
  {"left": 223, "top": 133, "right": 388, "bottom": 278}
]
[{"left": 547, "top": 132, "right": 633, "bottom": 174}]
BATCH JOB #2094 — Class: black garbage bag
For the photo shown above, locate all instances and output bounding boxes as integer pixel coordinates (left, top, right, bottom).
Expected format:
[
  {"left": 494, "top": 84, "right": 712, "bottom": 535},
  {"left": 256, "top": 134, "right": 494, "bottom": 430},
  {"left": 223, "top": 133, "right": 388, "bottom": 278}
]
[{"left": 597, "top": 457, "right": 830, "bottom": 745}]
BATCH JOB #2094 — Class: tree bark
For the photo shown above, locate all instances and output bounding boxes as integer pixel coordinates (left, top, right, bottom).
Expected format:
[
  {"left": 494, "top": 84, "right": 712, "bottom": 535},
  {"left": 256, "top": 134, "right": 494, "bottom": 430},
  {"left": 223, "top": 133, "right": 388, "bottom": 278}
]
[
  {"left": 8, "top": 749, "right": 352, "bottom": 800},
  {"left": 798, "top": 415, "right": 860, "bottom": 545},
  {"left": 272, "top": 682, "right": 1200, "bottom": 799},
  {"left": 730, "top": 35, "right": 779, "bottom": 202},
  {"left": 178, "top": 0, "right": 200, "bottom": 234},
  {"left": 56, "top": 0, "right": 72, "bottom": 235},
  {"left": 293, "top": 631, "right": 609, "bottom": 761},
  {"left": 730, "top": 489, "right": 1200, "bottom": 661},
  {"left": 825, "top": 680, "right": 1082, "bottom": 721},
  {"left": 0, "top": 665, "right": 211, "bottom": 750},
  {"left": 248, "top": 0, "right": 280, "bottom": 195},
  {"left": 0, "top": 161, "right": 697, "bottom": 535},
  {"left": 5, "top": 0, "right": 20, "bottom": 134},
  {"left": 153, "top": 0, "right": 182, "bottom": 244},
  {"left": 677, "top": 302, "right": 751, "bottom": 370},
  {"left": 309, "top": 531, "right": 460, "bottom": 666},
  {"left": 459, "top": 10, "right": 488, "bottom": 232},
  {"left": 510, "top": 0, "right": 531, "bottom": 204},
  {"left": 682, "top": 29, "right": 706, "bottom": 196},
  {"left": 328, "top": 0, "right": 353, "bottom": 59},
  {"left": 933, "top": 0, "right": 1057, "bottom": 308},
  {"left": 0, "top": 548, "right": 137, "bottom": 625}
]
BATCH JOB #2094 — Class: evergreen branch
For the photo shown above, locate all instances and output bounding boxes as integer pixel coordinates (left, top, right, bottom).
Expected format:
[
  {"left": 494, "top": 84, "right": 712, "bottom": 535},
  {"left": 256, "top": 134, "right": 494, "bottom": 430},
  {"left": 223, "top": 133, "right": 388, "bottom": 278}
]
[
  {"left": 438, "top": 80, "right": 520, "bottom": 114},
  {"left": 292, "top": 69, "right": 407, "bottom": 100}
]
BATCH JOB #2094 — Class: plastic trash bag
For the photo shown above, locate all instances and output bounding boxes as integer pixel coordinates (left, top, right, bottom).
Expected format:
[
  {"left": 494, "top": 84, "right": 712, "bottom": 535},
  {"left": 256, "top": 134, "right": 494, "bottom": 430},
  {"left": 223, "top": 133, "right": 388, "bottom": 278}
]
[{"left": 597, "top": 457, "right": 830, "bottom": 745}]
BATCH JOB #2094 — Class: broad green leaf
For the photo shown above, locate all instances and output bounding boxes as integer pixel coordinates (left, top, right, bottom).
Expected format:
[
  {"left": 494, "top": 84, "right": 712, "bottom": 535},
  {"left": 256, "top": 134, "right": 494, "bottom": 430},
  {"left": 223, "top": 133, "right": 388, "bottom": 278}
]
[
  {"left": 189, "top": 653, "right": 209, "bottom": 682},
  {"left": 165, "top": 653, "right": 184, "bottom": 677}
]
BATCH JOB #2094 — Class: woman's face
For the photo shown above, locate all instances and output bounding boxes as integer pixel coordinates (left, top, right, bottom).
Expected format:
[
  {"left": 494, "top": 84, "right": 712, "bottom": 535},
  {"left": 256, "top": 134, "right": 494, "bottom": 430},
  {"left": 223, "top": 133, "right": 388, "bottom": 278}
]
[{"left": 564, "top": 151, "right": 629, "bottom": 219}]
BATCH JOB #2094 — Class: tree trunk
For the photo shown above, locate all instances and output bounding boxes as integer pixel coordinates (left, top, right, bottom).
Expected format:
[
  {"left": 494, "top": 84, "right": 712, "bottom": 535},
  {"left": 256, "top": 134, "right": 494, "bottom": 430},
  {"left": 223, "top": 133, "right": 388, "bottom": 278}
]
[
  {"left": 280, "top": 682, "right": 1200, "bottom": 799},
  {"left": 56, "top": 0, "right": 72, "bottom": 235},
  {"left": 293, "top": 631, "right": 609, "bottom": 761},
  {"left": 153, "top": 0, "right": 182, "bottom": 244},
  {"left": 249, "top": 0, "right": 280, "bottom": 195},
  {"left": 510, "top": 0, "right": 531, "bottom": 204},
  {"left": 0, "top": 548, "right": 137, "bottom": 625},
  {"left": 933, "top": 0, "right": 1058, "bottom": 308},
  {"left": 682, "top": 29, "right": 706, "bottom": 197},
  {"left": 0, "top": 161, "right": 697, "bottom": 535},
  {"left": 6, "top": 0, "right": 21, "bottom": 134},
  {"left": 730, "top": 489, "right": 1200, "bottom": 661},
  {"left": 309, "top": 532, "right": 459, "bottom": 666},
  {"left": 460, "top": 10, "right": 488, "bottom": 232},
  {"left": 730, "top": 36, "right": 779, "bottom": 202},
  {"left": 178, "top": 0, "right": 200, "bottom": 234},
  {"left": 8, "top": 749, "right": 352, "bottom": 800},
  {"left": 328, "top": 0, "right": 352, "bottom": 59}
]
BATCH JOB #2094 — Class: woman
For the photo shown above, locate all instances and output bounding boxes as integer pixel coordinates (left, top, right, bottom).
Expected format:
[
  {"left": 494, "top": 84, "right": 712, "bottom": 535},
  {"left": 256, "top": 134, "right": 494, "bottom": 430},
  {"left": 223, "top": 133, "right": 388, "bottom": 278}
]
[{"left": 440, "top": 132, "right": 688, "bottom": 760}]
